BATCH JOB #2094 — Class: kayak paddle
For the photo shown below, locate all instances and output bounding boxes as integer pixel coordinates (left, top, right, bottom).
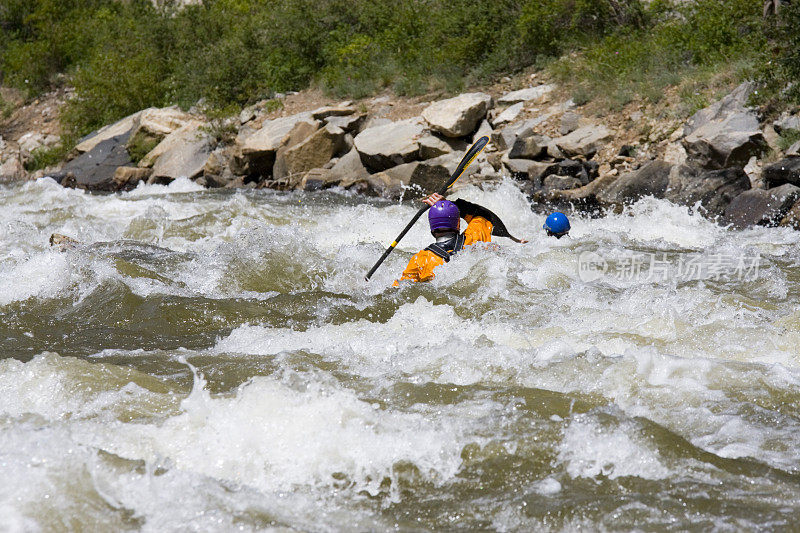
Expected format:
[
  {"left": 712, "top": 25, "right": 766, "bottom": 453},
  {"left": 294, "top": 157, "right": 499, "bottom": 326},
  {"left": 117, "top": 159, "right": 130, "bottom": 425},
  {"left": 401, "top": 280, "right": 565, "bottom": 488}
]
[{"left": 364, "top": 135, "right": 489, "bottom": 281}]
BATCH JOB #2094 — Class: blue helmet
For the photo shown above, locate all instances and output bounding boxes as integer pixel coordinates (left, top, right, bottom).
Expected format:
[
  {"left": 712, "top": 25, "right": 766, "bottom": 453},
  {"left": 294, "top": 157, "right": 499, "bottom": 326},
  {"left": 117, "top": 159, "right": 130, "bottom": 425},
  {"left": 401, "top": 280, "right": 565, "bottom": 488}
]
[
  {"left": 544, "top": 212, "right": 570, "bottom": 238},
  {"left": 429, "top": 200, "right": 460, "bottom": 232}
]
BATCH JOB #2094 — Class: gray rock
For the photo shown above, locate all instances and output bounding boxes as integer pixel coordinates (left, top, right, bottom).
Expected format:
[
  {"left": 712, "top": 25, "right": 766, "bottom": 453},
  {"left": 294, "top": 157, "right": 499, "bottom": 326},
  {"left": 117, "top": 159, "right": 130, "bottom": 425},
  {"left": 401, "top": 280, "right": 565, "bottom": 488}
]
[
  {"left": 75, "top": 111, "right": 141, "bottom": 154},
  {"left": 311, "top": 104, "right": 355, "bottom": 120},
  {"left": 553, "top": 125, "right": 612, "bottom": 159},
  {"left": 353, "top": 119, "right": 425, "bottom": 171},
  {"left": 684, "top": 82, "right": 756, "bottom": 137},
  {"left": 555, "top": 159, "right": 592, "bottom": 185},
  {"left": 491, "top": 117, "right": 549, "bottom": 151},
  {"left": 492, "top": 102, "right": 523, "bottom": 127},
  {"left": 62, "top": 131, "right": 134, "bottom": 191},
  {"left": 361, "top": 117, "right": 392, "bottom": 130},
  {"left": 472, "top": 120, "right": 493, "bottom": 144},
  {"left": 773, "top": 113, "right": 800, "bottom": 135},
  {"left": 546, "top": 140, "right": 565, "bottom": 159},
  {"left": 328, "top": 148, "right": 370, "bottom": 187},
  {"left": 203, "top": 148, "right": 237, "bottom": 188},
  {"left": 421, "top": 93, "right": 492, "bottom": 138},
  {"left": 763, "top": 158, "right": 800, "bottom": 188},
  {"left": 509, "top": 134, "right": 549, "bottom": 160},
  {"left": 325, "top": 113, "right": 366, "bottom": 134},
  {"left": 723, "top": 184, "right": 800, "bottom": 229},
  {"left": 418, "top": 134, "right": 466, "bottom": 160},
  {"left": 408, "top": 155, "right": 458, "bottom": 191},
  {"left": 527, "top": 161, "right": 561, "bottom": 183},
  {"left": 498, "top": 85, "right": 555, "bottom": 105},
  {"left": 559, "top": 112, "right": 581, "bottom": 135},
  {"left": 502, "top": 156, "right": 539, "bottom": 178},
  {"left": 682, "top": 112, "right": 767, "bottom": 169},
  {"left": 788, "top": 141, "right": 800, "bottom": 157},
  {"left": 597, "top": 160, "right": 673, "bottom": 205},
  {"left": 543, "top": 175, "right": 582, "bottom": 192},
  {"left": 664, "top": 165, "right": 751, "bottom": 216}
]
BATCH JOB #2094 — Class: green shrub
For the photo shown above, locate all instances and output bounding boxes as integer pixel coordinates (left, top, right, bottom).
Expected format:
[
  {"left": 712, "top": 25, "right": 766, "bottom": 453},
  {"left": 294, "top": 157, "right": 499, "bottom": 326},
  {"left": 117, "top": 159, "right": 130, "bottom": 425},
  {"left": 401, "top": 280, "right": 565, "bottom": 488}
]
[
  {"left": 778, "top": 129, "right": 800, "bottom": 152},
  {"left": 1, "top": 0, "right": 796, "bottom": 133},
  {"left": 550, "top": 0, "right": 765, "bottom": 110},
  {"left": 23, "top": 136, "right": 74, "bottom": 171}
]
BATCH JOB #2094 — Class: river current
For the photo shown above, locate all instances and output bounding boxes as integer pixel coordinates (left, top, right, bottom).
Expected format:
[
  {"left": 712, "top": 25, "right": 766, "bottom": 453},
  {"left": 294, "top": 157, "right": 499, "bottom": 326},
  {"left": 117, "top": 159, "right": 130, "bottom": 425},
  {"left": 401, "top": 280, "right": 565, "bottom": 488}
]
[{"left": 2, "top": 176, "right": 800, "bottom": 531}]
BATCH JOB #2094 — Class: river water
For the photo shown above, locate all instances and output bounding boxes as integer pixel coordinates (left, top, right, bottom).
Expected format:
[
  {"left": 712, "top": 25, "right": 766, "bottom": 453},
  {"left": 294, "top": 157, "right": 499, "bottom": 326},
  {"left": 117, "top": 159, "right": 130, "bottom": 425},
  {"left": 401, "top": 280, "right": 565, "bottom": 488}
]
[{"left": 1, "top": 176, "right": 800, "bottom": 531}]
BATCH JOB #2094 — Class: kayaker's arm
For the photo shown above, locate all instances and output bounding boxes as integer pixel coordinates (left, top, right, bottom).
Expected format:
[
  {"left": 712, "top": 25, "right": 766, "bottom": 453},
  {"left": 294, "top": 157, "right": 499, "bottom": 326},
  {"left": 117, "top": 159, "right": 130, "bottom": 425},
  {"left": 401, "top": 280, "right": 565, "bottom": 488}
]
[{"left": 452, "top": 199, "right": 527, "bottom": 243}]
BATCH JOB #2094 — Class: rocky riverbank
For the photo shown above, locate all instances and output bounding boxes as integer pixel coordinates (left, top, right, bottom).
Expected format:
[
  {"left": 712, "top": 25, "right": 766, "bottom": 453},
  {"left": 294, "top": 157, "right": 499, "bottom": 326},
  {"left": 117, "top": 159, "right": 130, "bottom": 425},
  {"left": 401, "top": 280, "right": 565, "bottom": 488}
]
[{"left": 2, "top": 80, "right": 799, "bottom": 229}]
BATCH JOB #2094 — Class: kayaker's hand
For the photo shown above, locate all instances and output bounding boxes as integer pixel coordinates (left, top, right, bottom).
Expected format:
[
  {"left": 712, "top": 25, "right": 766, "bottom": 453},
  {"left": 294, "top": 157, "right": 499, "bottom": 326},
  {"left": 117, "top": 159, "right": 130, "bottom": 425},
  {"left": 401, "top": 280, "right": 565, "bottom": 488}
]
[{"left": 422, "top": 193, "right": 445, "bottom": 206}]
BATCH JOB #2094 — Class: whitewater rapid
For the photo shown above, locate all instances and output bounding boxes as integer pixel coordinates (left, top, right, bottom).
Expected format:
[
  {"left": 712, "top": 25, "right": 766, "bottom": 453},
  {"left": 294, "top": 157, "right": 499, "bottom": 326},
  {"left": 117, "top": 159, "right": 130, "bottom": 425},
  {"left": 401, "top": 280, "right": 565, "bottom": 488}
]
[{"left": 1, "top": 176, "right": 800, "bottom": 531}]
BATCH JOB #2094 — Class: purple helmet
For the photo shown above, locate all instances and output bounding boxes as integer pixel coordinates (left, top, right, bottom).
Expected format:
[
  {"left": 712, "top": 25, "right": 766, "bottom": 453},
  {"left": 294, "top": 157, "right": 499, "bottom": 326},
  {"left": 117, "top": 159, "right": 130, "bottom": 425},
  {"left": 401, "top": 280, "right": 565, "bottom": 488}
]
[{"left": 428, "top": 200, "right": 460, "bottom": 231}]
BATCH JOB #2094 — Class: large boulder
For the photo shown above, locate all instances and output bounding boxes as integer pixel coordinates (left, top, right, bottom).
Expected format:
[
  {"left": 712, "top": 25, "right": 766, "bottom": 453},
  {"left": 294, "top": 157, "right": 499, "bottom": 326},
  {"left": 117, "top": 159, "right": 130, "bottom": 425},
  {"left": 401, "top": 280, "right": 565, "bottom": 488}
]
[
  {"left": 682, "top": 112, "right": 767, "bottom": 170},
  {"left": 74, "top": 111, "right": 142, "bottom": 154},
  {"left": 147, "top": 123, "right": 213, "bottom": 182},
  {"left": 275, "top": 124, "right": 346, "bottom": 186},
  {"left": 683, "top": 82, "right": 756, "bottom": 137},
  {"left": 236, "top": 112, "right": 314, "bottom": 177},
  {"left": 763, "top": 158, "right": 800, "bottom": 188},
  {"left": 353, "top": 119, "right": 425, "bottom": 171},
  {"left": 497, "top": 85, "right": 555, "bottom": 105},
  {"left": 553, "top": 125, "right": 612, "bottom": 159},
  {"left": 62, "top": 131, "right": 134, "bottom": 191},
  {"left": 597, "top": 160, "right": 673, "bottom": 205},
  {"left": 723, "top": 184, "right": 800, "bottom": 229},
  {"left": 664, "top": 165, "right": 751, "bottom": 216},
  {"left": 421, "top": 93, "right": 492, "bottom": 138},
  {"left": 128, "top": 107, "right": 194, "bottom": 147}
]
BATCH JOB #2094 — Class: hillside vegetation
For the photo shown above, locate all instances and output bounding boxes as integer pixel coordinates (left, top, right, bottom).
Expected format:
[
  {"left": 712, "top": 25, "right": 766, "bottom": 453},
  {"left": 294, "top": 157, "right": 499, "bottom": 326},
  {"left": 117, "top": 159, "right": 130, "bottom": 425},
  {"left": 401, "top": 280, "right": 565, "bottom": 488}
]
[{"left": 1, "top": 0, "right": 798, "bottom": 138}]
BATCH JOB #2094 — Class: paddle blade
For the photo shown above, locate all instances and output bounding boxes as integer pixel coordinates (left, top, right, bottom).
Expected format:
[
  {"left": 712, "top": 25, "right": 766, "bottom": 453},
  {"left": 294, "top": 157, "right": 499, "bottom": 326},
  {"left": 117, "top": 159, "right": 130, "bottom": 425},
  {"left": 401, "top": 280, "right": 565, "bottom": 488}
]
[{"left": 439, "top": 135, "right": 489, "bottom": 194}]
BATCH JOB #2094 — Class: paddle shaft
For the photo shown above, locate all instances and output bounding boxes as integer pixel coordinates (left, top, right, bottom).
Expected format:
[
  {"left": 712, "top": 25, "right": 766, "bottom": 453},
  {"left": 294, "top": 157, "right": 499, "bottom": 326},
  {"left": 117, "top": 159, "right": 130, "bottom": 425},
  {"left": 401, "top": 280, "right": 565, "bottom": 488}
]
[{"left": 364, "top": 136, "right": 489, "bottom": 282}]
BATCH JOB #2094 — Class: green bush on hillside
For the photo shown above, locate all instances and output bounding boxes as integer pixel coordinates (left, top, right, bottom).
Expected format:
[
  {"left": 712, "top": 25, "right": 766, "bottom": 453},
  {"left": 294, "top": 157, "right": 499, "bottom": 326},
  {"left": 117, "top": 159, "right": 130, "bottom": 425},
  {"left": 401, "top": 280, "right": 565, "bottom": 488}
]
[{"left": 1, "top": 0, "right": 798, "bottom": 136}]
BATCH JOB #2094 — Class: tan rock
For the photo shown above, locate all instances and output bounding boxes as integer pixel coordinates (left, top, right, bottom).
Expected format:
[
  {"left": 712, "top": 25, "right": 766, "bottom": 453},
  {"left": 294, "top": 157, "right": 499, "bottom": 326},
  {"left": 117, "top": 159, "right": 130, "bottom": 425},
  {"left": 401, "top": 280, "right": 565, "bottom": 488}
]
[
  {"left": 0, "top": 154, "right": 26, "bottom": 182},
  {"left": 422, "top": 93, "right": 492, "bottom": 138},
  {"left": 353, "top": 119, "right": 425, "bottom": 171},
  {"left": 275, "top": 124, "right": 346, "bottom": 187},
  {"left": 139, "top": 120, "right": 203, "bottom": 168},
  {"left": 130, "top": 107, "right": 194, "bottom": 143},
  {"left": 113, "top": 167, "right": 152, "bottom": 190},
  {"left": 146, "top": 122, "right": 213, "bottom": 181}
]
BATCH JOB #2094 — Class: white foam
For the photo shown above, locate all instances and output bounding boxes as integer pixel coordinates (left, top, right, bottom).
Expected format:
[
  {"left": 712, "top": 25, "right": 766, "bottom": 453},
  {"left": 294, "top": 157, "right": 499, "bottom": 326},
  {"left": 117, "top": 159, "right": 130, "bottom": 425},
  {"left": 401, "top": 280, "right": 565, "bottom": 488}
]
[
  {"left": 558, "top": 414, "right": 671, "bottom": 480},
  {"left": 96, "top": 368, "right": 469, "bottom": 498}
]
